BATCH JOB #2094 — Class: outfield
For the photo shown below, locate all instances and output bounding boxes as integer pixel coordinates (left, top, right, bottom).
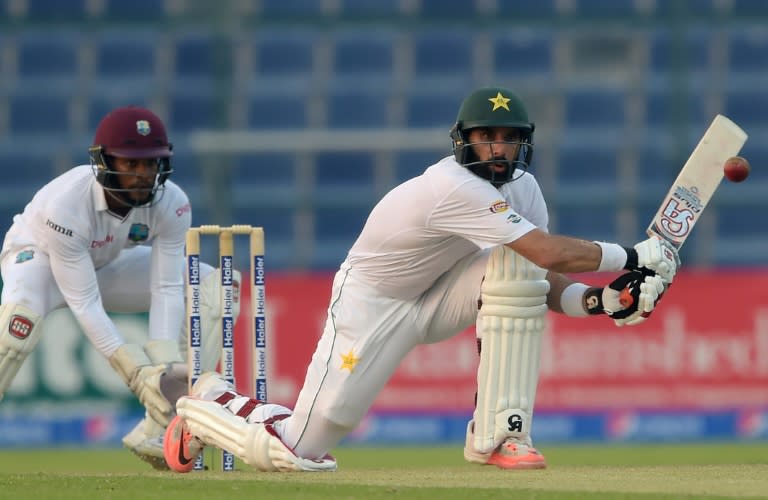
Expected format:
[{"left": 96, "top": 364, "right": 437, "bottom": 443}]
[{"left": 1, "top": 443, "right": 766, "bottom": 499}]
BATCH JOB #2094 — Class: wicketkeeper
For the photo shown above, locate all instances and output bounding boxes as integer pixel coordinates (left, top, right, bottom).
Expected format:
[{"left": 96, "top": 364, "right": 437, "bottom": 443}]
[{"left": 0, "top": 106, "right": 238, "bottom": 469}]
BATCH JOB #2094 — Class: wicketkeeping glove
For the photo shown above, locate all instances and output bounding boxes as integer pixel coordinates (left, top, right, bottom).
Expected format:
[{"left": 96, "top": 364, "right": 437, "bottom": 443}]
[
  {"left": 585, "top": 270, "right": 668, "bottom": 327},
  {"left": 109, "top": 343, "right": 175, "bottom": 426}
]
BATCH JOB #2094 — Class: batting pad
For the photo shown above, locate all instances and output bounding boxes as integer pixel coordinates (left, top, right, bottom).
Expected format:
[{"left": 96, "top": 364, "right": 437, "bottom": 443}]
[{"left": 473, "top": 245, "right": 549, "bottom": 454}]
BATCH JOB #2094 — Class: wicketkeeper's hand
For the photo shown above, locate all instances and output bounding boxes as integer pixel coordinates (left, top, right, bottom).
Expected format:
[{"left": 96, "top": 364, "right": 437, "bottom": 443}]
[
  {"left": 586, "top": 270, "right": 668, "bottom": 327},
  {"left": 109, "top": 343, "right": 174, "bottom": 426}
]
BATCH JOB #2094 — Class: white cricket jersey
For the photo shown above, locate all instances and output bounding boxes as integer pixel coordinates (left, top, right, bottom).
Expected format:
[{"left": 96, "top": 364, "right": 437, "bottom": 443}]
[
  {"left": 1, "top": 165, "right": 192, "bottom": 356},
  {"left": 346, "top": 156, "right": 549, "bottom": 299}
]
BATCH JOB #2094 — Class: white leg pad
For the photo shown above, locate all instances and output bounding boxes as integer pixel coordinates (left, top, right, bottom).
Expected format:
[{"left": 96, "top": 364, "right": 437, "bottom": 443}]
[
  {"left": 180, "top": 269, "right": 242, "bottom": 372},
  {"left": 472, "top": 246, "right": 549, "bottom": 454},
  {"left": 0, "top": 303, "right": 43, "bottom": 399},
  {"left": 177, "top": 397, "right": 337, "bottom": 472}
]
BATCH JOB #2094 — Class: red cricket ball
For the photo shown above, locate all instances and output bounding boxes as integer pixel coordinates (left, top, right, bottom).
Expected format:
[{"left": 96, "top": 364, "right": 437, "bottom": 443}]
[{"left": 724, "top": 156, "right": 750, "bottom": 183}]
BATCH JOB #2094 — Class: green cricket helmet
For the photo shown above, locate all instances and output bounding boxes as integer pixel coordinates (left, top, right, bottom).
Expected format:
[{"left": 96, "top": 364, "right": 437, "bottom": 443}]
[{"left": 450, "top": 87, "right": 535, "bottom": 187}]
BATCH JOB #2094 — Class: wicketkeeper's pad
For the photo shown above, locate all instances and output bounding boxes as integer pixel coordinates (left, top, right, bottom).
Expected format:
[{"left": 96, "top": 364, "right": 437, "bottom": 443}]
[{"left": 0, "top": 303, "right": 43, "bottom": 399}]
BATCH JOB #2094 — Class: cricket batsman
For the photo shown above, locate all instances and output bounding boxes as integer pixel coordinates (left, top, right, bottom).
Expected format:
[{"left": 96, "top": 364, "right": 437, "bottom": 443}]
[{"left": 162, "top": 87, "right": 676, "bottom": 472}]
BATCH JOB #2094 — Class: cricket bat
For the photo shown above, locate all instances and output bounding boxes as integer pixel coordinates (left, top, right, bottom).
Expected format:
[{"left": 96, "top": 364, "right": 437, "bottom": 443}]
[{"left": 647, "top": 114, "right": 748, "bottom": 249}]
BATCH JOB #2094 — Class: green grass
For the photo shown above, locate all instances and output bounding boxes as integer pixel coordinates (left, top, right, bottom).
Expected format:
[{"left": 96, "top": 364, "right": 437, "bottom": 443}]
[{"left": 1, "top": 443, "right": 767, "bottom": 499}]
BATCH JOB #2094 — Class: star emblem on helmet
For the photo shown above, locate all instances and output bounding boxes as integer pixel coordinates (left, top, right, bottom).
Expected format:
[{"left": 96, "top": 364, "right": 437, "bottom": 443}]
[
  {"left": 136, "top": 120, "right": 151, "bottom": 136},
  {"left": 488, "top": 92, "right": 511, "bottom": 111}
]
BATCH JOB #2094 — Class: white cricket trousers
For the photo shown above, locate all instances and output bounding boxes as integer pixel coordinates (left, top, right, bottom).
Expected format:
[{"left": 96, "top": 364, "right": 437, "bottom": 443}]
[
  {"left": 1, "top": 246, "right": 207, "bottom": 315},
  {"left": 277, "top": 249, "right": 490, "bottom": 459}
]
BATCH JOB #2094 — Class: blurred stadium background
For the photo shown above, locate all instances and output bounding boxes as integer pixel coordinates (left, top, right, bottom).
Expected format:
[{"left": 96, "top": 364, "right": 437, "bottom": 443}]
[{"left": 1, "top": 0, "right": 767, "bottom": 451}]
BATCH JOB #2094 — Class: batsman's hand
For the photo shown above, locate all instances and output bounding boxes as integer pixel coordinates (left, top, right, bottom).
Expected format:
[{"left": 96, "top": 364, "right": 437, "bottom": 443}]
[
  {"left": 602, "top": 270, "right": 668, "bottom": 326},
  {"left": 629, "top": 236, "right": 680, "bottom": 283},
  {"left": 109, "top": 344, "right": 174, "bottom": 426}
]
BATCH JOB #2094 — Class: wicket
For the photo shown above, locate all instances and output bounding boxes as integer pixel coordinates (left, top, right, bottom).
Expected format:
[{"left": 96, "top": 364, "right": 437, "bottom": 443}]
[{"left": 184, "top": 224, "right": 267, "bottom": 472}]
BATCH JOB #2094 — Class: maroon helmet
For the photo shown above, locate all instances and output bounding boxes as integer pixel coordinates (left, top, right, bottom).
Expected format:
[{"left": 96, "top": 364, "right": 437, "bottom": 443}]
[{"left": 89, "top": 106, "right": 174, "bottom": 206}]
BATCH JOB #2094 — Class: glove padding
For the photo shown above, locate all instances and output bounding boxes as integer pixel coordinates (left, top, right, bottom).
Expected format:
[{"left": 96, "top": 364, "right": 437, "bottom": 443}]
[
  {"left": 109, "top": 344, "right": 174, "bottom": 426},
  {"left": 586, "top": 270, "right": 668, "bottom": 327},
  {"left": 631, "top": 236, "right": 680, "bottom": 283}
]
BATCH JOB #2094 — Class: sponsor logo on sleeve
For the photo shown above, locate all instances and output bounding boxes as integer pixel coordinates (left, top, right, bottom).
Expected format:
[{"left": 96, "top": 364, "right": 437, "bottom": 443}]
[
  {"left": 127, "top": 223, "right": 150, "bottom": 242},
  {"left": 14, "top": 249, "right": 35, "bottom": 264},
  {"left": 175, "top": 203, "right": 191, "bottom": 217},
  {"left": 45, "top": 219, "right": 73, "bottom": 237},
  {"left": 9, "top": 315, "right": 34, "bottom": 339},
  {"left": 489, "top": 200, "right": 509, "bottom": 213},
  {"left": 506, "top": 213, "right": 522, "bottom": 223}
]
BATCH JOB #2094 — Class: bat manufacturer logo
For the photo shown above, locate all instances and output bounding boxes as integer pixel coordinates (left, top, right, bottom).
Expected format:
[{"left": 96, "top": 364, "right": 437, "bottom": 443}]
[
  {"left": 646, "top": 114, "right": 747, "bottom": 251},
  {"left": 656, "top": 185, "right": 705, "bottom": 245},
  {"left": 507, "top": 414, "right": 523, "bottom": 432},
  {"left": 9, "top": 315, "right": 33, "bottom": 339},
  {"left": 585, "top": 294, "right": 600, "bottom": 311}
]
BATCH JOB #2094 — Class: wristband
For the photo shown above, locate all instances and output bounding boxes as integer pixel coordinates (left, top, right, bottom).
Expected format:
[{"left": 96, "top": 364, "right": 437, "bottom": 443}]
[
  {"left": 560, "top": 283, "right": 590, "bottom": 317},
  {"left": 623, "top": 247, "right": 638, "bottom": 270},
  {"left": 594, "top": 241, "right": 628, "bottom": 272}
]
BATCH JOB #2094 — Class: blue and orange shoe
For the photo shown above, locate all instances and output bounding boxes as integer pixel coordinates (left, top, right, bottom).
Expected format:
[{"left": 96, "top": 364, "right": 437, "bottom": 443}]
[{"left": 163, "top": 415, "right": 204, "bottom": 473}]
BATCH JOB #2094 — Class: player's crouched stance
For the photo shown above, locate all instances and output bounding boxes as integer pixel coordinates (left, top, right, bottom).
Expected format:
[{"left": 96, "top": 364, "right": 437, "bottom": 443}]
[{"left": 163, "top": 372, "right": 337, "bottom": 473}]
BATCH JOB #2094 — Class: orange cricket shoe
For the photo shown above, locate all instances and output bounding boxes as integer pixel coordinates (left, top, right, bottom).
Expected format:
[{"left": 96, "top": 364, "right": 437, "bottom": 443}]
[
  {"left": 486, "top": 439, "right": 547, "bottom": 470},
  {"left": 163, "top": 415, "right": 205, "bottom": 473},
  {"left": 464, "top": 421, "right": 547, "bottom": 470}
]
